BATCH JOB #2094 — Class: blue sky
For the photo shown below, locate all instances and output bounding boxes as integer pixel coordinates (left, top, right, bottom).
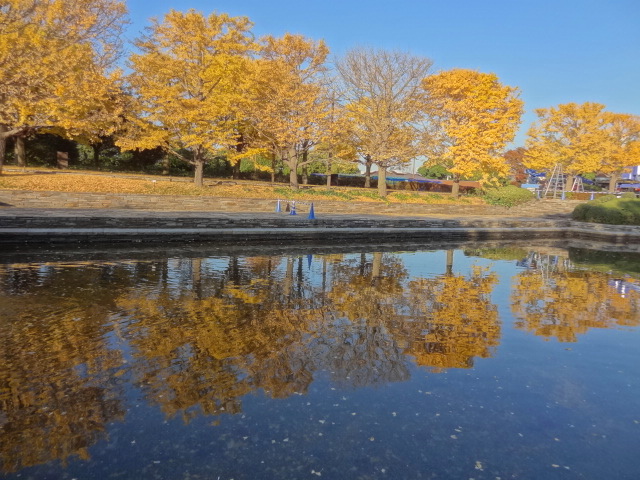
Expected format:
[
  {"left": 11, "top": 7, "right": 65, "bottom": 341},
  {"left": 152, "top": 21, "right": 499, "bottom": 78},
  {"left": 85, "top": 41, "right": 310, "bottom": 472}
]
[{"left": 126, "top": 0, "right": 640, "bottom": 146}]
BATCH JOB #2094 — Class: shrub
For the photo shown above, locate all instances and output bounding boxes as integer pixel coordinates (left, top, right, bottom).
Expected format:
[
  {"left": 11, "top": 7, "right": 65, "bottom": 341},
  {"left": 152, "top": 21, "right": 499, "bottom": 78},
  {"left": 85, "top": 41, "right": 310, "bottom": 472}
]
[
  {"left": 484, "top": 186, "right": 535, "bottom": 208},
  {"left": 590, "top": 194, "right": 617, "bottom": 204},
  {"left": 573, "top": 196, "right": 640, "bottom": 225}
]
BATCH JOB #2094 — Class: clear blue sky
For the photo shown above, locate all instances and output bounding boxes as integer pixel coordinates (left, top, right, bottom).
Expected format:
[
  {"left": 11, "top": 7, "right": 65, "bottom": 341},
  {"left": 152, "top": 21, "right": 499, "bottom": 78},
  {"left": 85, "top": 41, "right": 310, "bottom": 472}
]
[{"left": 126, "top": 0, "right": 640, "bottom": 147}]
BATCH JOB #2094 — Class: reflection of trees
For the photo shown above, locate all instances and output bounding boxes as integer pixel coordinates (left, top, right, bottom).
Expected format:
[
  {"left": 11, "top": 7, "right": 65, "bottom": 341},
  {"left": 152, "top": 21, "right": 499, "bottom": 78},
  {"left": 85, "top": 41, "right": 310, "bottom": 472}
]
[
  {"left": 1, "top": 251, "right": 505, "bottom": 474},
  {"left": 399, "top": 267, "right": 500, "bottom": 370},
  {"left": 0, "top": 264, "right": 126, "bottom": 474},
  {"left": 117, "top": 256, "right": 324, "bottom": 423},
  {"left": 324, "top": 252, "right": 411, "bottom": 387},
  {"left": 512, "top": 270, "right": 640, "bottom": 342}
]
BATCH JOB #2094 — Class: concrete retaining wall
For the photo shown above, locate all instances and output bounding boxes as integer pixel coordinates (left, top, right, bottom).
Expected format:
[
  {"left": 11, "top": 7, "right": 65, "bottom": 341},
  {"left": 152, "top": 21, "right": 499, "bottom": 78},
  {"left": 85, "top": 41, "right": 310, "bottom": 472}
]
[{"left": 1, "top": 212, "right": 639, "bottom": 247}]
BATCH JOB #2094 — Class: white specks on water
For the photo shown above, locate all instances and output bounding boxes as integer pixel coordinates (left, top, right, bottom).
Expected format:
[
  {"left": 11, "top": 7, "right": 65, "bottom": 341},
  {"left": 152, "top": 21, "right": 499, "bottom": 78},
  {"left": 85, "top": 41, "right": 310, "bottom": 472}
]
[
  {"left": 310, "top": 469, "right": 322, "bottom": 476},
  {"left": 318, "top": 420, "right": 325, "bottom": 424},
  {"left": 475, "top": 461, "right": 484, "bottom": 471}
]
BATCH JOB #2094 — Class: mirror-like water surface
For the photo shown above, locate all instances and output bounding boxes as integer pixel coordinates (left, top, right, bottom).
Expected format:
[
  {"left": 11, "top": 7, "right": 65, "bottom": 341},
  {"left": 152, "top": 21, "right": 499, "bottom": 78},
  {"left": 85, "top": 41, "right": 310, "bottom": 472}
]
[{"left": 1, "top": 245, "right": 639, "bottom": 479}]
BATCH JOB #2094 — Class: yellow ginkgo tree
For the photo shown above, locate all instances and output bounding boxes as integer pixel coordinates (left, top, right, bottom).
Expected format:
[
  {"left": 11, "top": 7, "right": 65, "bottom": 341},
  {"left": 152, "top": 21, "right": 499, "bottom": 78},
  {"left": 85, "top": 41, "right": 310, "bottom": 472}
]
[
  {"left": 421, "top": 69, "right": 523, "bottom": 197},
  {"left": 600, "top": 113, "right": 640, "bottom": 191},
  {"left": 0, "top": 0, "right": 128, "bottom": 173},
  {"left": 122, "top": 9, "right": 256, "bottom": 187},
  {"left": 245, "top": 33, "right": 331, "bottom": 189},
  {"left": 524, "top": 102, "right": 610, "bottom": 189}
]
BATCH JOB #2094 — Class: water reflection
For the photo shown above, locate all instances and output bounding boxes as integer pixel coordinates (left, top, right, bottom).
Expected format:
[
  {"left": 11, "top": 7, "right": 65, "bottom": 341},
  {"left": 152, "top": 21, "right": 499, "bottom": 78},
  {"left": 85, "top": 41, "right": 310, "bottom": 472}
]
[{"left": 1, "top": 246, "right": 639, "bottom": 476}]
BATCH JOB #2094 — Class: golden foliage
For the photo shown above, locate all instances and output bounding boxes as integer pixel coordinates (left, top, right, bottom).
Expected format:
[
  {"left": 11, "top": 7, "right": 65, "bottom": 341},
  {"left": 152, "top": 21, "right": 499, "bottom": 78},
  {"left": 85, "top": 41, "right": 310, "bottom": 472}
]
[
  {"left": 524, "top": 102, "right": 610, "bottom": 175},
  {"left": 0, "top": 0, "right": 128, "bottom": 168},
  {"left": 122, "top": 9, "right": 256, "bottom": 187},
  {"left": 245, "top": 33, "right": 331, "bottom": 188},
  {"left": 601, "top": 113, "right": 640, "bottom": 176},
  {"left": 421, "top": 69, "right": 523, "bottom": 187}
]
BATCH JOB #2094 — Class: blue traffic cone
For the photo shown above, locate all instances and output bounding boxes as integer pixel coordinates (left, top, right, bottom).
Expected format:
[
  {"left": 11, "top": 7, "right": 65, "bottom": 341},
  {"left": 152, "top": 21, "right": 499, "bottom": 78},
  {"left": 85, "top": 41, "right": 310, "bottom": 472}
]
[
  {"left": 590, "top": 192, "right": 595, "bottom": 200},
  {"left": 308, "top": 203, "right": 316, "bottom": 219},
  {"left": 561, "top": 191, "right": 566, "bottom": 200},
  {"left": 289, "top": 201, "right": 297, "bottom": 215},
  {"left": 275, "top": 200, "right": 281, "bottom": 212}
]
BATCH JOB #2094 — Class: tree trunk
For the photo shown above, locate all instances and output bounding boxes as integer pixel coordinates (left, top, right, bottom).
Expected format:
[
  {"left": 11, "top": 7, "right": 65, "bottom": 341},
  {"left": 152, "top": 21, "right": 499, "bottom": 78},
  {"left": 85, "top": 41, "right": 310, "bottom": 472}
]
[
  {"left": 232, "top": 159, "right": 241, "bottom": 179},
  {"left": 15, "top": 136, "right": 26, "bottom": 167},
  {"left": 162, "top": 153, "right": 170, "bottom": 175},
  {"left": 565, "top": 174, "right": 574, "bottom": 192},
  {"left": 0, "top": 128, "right": 6, "bottom": 175},
  {"left": 287, "top": 146, "right": 299, "bottom": 189},
  {"left": 0, "top": 125, "right": 25, "bottom": 175},
  {"left": 270, "top": 152, "right": 276, "bottom": 183},
  {"left": 609, "top": 173, "right": 618, "bottom": 192},
  {"left": 364, "top": 155, "right": 372, "bottom": 188},
  {"left": 193, "top": 152, "right": 205, "bottom": 187},
  {"left": 451, "top": 177, "right": 460, "bottom": 198},
  {"left": 326, "top": 172, "right": 332, "bottom": 187},
  {"left": 377, "top": 165, "right": 387, "bottom": 197},
  {"left": 302, "top": 166, "right": 308, "bottom": 185},
  {"left": 92, "top": 143, "right": 100, "bottom": 168},
  {"left": 289, "top": 166, "right": 299, "bottom": 189}
]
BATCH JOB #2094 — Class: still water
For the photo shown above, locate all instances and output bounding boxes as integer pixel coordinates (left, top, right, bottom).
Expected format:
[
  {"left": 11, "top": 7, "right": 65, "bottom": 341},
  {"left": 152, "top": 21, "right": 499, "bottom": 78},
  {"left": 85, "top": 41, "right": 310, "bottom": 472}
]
[{"left": 1, "top": 243, "right": 639, "bottom": 479}]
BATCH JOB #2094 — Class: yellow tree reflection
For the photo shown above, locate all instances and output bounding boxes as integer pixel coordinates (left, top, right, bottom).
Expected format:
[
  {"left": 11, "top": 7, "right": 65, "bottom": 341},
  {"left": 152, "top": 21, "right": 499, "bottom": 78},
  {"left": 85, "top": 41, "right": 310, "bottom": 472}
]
[
  {"left": 0, "top": 265, "right": 125, "bottom": 474},
  {"left": 512, "top": 269, "right": 640, "bottom": 342},
  {"left": 400, "top": 267, "right": 501, "bottom": 370}
]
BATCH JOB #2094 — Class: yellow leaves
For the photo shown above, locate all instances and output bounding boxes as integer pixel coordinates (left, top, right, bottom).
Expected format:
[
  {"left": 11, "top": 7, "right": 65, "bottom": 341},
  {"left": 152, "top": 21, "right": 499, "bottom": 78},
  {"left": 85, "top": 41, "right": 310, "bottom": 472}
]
[
  {"left": 524, "top": 102, "right": 611, "bottom": 175},
  {"left": 0, "top": 0, "right": 128, "bottom": 146},
  {"left": 421, "top": 69, "right": 523, "bottom": 182},
  {"left": 601, "top": 113, "right": 640, "bottom": 175},
  {"left": 125, "top": 10, "right": 257, "bottom": 181}
]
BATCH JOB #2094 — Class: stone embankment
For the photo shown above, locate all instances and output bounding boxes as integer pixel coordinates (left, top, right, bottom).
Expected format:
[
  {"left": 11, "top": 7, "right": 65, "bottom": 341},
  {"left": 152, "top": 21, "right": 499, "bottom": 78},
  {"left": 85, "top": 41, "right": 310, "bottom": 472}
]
[{"left": 1, "top": 189, "right": 638, "bottom": 248}]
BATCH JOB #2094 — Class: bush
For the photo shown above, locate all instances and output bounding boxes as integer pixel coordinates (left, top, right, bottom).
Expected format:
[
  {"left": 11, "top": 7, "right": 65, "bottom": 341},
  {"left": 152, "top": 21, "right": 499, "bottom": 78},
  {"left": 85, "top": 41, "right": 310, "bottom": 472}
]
[
  {"left": 573, "top": 196, "right": 640, "bottom": 225},
  {"left": 484, "top": 186, "right": 535, "bottom": 208},
  {"left": 590, "top": 194, "right": 617, "bottom": 204}
]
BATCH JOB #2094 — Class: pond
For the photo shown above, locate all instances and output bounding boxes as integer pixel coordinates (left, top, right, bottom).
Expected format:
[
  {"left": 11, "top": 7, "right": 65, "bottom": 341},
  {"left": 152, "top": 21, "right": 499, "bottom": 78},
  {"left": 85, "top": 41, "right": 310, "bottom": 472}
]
[{"left": 1, "top": 243, "right": 640, "bottom": 479}]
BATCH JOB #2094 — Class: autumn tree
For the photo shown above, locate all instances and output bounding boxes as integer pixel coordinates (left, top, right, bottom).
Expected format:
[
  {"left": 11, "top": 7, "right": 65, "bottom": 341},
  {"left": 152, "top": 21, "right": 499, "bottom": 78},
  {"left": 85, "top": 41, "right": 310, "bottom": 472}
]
[
  {"left": 524, "top": 102, "right": 610, "bottom": 190},
  {"left": 335, "top": 48, "right": 432, "bottom": 196},
  {"left": 600, "top": 113, "right": 640, "bottom": 191},
  {"left": 244, "top": 33, "right": 330, "bottom": 189},
  {"left": 421, "top": 69, "right": 523, "bottom": 197},
  {"left": 0, "top": 0, "right": 128, "bottom": 173},
  {"left": 123, "top": 10, "right": 255, "bottom": 187},
  {"left": 503, "top": 147, "right": 528, "bottom": 184}
]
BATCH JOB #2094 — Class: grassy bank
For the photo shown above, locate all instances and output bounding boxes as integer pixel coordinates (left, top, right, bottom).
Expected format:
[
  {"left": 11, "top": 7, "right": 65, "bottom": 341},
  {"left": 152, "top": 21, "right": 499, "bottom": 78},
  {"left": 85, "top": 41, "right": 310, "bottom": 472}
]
[{"left": 0, "top": 168, "right": 486, "bottom": 205}]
